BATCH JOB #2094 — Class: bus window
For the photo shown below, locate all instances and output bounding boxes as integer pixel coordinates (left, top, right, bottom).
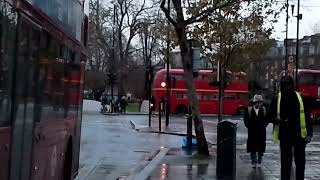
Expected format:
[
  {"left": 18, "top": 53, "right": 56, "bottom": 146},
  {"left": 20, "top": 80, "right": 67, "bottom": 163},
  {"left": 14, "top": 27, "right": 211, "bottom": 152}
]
[
  {"left": 196, "top": 94, "right": 202, "bottom": 100},
  {"left": 202, "top": 94, "right": 209, "bottom": 101},
  {"left": 183, "top": 94, "right": 188, "bottom": 100},
  {"left": 299, "top": 73, "right": 314, "bottom": 84},
  {"left": 315, "top": 74, "right": 320, "bottom": 85},
  {"left": 224, "top": 95, "right": 236, "bottom": 100},
  {"left": 176, "top": 93, "right": 183, "bottom": 100},
  {"left": 38, "top": 32, "right": 64, "bottom": 121},
  {"left": 202, "top": 75, "right": 209, "bottom": 81},
  {"left": 210, "top": 95, "right": 218, "bottom": 100},
  {"left": 238, "top": 93, "right": 248, "bottom": 100},
  {"left": 0, "top": 3, "right": 17, "bottom": 179},
  {"left": 0, "top": 3, "right": 16, "bottom": 127}
]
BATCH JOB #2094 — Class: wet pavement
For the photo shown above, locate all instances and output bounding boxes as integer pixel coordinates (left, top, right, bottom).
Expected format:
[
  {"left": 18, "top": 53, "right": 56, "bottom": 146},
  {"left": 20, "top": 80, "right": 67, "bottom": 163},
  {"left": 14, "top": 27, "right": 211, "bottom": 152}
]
[
  {"left": 76, "top": 113, "right": 183, "bottom": 180},
  {"left": 130, "top": 115, "right": 320, "bottom": 180},
  {"left": 76, "top": 110, "right": 320, "bottom": 180}
]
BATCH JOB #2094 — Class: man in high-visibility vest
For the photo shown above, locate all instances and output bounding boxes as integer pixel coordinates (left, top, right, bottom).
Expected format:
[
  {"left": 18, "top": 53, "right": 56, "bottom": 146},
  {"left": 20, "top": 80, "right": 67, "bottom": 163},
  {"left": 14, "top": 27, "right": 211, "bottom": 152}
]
[{"left": 271, "top": 75, "right": 313, "bottom": 180}]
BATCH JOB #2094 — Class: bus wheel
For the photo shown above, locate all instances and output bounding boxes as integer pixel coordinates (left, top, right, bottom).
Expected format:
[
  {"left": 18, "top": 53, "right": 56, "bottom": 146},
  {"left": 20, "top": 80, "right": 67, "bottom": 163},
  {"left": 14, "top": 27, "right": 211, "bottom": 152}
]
[
  {"left": 237, "top": 107, "right": 247, "bottom": 116},
  {"left": 64, "top": 139, "right": 73, "bottom": 180},
  {"left": 176, "top": 105, "right": 187, "bottom": 115}
]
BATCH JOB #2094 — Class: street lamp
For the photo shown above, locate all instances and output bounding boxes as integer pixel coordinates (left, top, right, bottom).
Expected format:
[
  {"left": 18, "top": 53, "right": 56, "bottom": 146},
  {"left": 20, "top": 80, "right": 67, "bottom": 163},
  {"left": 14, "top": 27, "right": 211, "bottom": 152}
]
[
  {"left": 165, "top": 0, "right": 171, "bottom": 127},
  {"left": 284, "top": 0, "right": 289, "bottom": 75},
  {"left": 291, "top": 1, "right": 302, "bottom": 86}
]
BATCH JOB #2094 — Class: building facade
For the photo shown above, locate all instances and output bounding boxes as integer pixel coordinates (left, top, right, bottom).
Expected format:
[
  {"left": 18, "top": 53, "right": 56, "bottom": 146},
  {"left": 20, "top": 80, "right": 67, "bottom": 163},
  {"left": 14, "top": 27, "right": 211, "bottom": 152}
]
[{"left": 261, "top": 33, "right": 320, "bottom": 88}]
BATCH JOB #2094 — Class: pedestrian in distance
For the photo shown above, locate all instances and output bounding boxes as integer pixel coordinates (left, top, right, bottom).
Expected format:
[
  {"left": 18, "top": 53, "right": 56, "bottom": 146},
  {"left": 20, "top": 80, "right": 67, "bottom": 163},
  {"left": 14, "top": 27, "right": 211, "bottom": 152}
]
[
  {"left": 160, "top": 97, "right": 166, "bottom": 116},
  {"left": 120, "top": 96, "right": 128, "bottom": 114},
  {"left": 150, "top": 96, "right": 156, "bottom": 115},
  {"left": 101, "top": 94, "right": 108, "bottom": 113},
  {"left": 244, "top": 94, "right": 269, "bottom": 168},
  {"left": 270, "top": 75, "right": 313, "bottom": 180},
  {"left": 106, "top": 96, "right": 111, "bottom": 113},
  {"left": 115, "top": 96, "right": 121, "bottom": 113}
]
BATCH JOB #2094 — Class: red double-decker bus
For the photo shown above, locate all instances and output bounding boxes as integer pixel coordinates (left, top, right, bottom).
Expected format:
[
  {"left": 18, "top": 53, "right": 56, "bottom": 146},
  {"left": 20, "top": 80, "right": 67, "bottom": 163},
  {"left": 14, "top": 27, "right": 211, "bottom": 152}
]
[
  {"left": 0, "top": 0, "right": 88, "bottom": 180},
  {"left": 296, "top": 69, "right": 320, "bottom": 123},
  {"left": 152, "top": 69, "right": 249, "bottom": 115}
]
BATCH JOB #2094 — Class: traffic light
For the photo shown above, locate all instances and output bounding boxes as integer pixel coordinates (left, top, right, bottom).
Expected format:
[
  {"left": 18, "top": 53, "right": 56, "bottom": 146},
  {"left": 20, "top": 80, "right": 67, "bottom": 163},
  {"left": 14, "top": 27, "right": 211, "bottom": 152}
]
[
  {"left": 107, "top": 72, "right": 117, "bottom": 85},
  {"left": 146, "top": 66, "right": 153, "bottom": 83}
]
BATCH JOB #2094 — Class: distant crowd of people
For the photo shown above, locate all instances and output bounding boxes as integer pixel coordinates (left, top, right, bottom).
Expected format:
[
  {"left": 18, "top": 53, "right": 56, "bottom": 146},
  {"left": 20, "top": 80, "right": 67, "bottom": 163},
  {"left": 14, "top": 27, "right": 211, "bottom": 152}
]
[{"left": 101, "top": 95, "right": 128, "bottom": 114}]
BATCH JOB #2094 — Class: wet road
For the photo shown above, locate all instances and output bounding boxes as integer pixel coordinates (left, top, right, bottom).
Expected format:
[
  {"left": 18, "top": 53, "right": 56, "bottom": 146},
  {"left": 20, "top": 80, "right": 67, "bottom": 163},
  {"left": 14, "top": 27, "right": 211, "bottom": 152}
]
[
  {"left": 76, "top": 111, "right": 320, "bottom": 180},
  {"left": 76, "top": 113, "right": 182, "bottom": 180}
]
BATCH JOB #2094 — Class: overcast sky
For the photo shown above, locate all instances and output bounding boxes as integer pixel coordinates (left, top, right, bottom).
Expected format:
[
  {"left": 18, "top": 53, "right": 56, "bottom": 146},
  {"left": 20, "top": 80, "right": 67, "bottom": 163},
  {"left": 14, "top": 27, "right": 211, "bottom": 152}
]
[{"left": 272, "top": 0, "right": 320, "bottom": 40}]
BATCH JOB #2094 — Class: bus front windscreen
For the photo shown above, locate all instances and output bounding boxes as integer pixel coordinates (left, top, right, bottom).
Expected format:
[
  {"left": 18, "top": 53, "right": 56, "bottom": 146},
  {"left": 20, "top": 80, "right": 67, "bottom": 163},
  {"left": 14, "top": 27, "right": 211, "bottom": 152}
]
[{"left": 299, "top": 73, "right": 320, "bottom": 85}]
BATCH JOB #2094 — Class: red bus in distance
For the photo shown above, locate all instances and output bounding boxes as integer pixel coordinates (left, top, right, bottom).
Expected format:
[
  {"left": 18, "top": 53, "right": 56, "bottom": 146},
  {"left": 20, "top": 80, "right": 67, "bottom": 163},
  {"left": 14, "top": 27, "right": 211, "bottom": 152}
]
[
  {"left": 296, "top": 69, "right": 320, "bottom": 123},
  {"left": 152, "top": 69, "right": 249, "bottom": 115}
]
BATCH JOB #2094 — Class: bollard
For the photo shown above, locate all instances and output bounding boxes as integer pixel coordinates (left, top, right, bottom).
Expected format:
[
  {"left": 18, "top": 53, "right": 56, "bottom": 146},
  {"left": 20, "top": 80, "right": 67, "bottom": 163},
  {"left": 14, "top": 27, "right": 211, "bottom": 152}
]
[
  {"left": 165, "top": 99, "right": 169, "bottom": 127},
  {"left": 159, "top": 101, "right": 162, "bottom": 132},
  {"left": 216, "top": 120, "right": 237, "bottom": 179},
  {"left": 149, "top": 101, "right": 152, "bottom": 127},
  {"left": 187, "top": 115, "right": 192, "bottom": 149}
]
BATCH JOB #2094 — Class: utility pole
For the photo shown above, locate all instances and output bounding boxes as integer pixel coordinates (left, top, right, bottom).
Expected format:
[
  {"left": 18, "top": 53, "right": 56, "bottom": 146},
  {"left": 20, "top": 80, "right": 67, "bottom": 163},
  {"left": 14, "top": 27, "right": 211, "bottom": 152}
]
[
  {"left": 165, "top": 0, "right": 170, "bottom": 126},
  {"left": 111, "top": 3, "right": 116, "bottom": 113},
  {"left": 295, "top": 0, "right": 301, "bottom": 85},
  {"left": 285, "top": 0, "right": 289, "bottom": 75},
  {"left": 218, "top": 58, "right": 223, "bottom": 123}
]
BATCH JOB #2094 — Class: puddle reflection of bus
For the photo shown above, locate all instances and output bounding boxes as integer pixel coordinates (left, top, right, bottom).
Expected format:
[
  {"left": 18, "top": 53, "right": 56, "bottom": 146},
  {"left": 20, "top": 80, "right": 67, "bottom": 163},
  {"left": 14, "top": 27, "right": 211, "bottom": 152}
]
[
  {"left": 152, "top": 69, "right": 249, "bottom": 115},
  {"left": 0, "top": 0, "right": 88, "bottom": 180}
]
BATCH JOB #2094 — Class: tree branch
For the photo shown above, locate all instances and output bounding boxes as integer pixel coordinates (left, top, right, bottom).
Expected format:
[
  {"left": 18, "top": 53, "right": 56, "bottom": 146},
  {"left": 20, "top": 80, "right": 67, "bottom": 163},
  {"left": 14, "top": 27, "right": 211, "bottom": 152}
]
[
  {"left": 185, "top": 0, "right": 236, "bottom": 25},
  {"left": 160, "top": 0, "right": 177, "bottom": 28}
]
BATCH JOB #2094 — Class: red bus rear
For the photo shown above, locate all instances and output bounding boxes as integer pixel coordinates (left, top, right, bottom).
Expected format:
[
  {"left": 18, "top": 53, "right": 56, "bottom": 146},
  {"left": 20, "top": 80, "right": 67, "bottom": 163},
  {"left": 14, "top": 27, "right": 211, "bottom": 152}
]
[
  {"left": 0, "top": 0, "right": 88, "bottom": 179},
  {"left": 152, "top": 69, "right": 249, "bottom": 115},
  {"left": 296, "top": 69, "right": 320, "bottom": 123}
]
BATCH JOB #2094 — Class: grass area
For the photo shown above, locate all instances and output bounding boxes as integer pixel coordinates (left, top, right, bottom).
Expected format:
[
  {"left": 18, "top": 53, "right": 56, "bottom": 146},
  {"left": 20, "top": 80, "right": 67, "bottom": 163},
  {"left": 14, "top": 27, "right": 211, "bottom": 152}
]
[{"left": 126, "top": 102, "right": 140, "bottom": 112}]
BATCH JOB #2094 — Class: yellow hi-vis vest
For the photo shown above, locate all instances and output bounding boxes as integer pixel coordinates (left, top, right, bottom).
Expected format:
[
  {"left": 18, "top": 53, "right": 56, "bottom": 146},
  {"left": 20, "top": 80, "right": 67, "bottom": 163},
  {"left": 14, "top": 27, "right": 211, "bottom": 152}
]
[{"left": 273, "top": 91, "right": 307, "bottom": 142}]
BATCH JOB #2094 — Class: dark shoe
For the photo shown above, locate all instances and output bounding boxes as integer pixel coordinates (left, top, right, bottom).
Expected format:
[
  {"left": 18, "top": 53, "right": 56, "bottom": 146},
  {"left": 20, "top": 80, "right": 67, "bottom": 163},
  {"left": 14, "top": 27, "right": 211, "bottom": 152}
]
[{"left": 251, "top": 162, "right": 256, "bottom": 168}]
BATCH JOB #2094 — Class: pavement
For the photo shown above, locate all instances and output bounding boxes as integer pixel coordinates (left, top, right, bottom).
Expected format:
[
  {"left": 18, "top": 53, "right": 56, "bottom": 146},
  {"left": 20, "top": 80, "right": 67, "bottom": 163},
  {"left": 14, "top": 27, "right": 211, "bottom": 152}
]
[
  {"left": 76, "top": 108, "right": 320, "bottom": 180},
  {"left": 76, "top": 112, "right": 184, "bottom": 180},
  {"left": 130, "top": 114, "right": 320, "bottom": 180}
]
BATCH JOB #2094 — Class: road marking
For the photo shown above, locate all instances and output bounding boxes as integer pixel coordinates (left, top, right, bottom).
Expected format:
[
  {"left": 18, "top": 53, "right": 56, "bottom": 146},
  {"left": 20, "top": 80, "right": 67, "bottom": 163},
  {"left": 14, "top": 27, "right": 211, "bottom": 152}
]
[
  {"left": 126, "top": 148, "right": 169, "bottom": 180},
  {"left": 75, "top": 159, "right": 104, "bottom": 180},
  {"left": 83, "top": 122, "right": 125, "bottom": 126}
]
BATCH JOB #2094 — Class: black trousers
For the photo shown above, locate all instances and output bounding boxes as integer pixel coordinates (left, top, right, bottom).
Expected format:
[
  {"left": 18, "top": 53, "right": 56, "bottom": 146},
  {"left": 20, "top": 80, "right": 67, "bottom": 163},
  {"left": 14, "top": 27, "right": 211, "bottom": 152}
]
[
  {"left": 121, "top": 106, "right": 126, "bottom": 114},
  {"left": 280, "top": 139, "right": 306, "bottom": 180}
]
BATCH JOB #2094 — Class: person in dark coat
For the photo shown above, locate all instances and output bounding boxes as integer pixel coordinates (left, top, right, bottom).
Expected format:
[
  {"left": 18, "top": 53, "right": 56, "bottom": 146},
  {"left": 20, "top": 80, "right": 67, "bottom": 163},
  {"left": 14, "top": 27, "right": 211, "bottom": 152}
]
[
  {"left": 244, "top": 94, "right": 269, "bottom": 168},
  {"left": 120, "top": 96, "right": 128, "bottom": 114},
  {"left": 270, "top": 75, "right": 313, "bottom": 180},
  {"left": 101, "top": 95, "right": 108, "bottom": 113}
]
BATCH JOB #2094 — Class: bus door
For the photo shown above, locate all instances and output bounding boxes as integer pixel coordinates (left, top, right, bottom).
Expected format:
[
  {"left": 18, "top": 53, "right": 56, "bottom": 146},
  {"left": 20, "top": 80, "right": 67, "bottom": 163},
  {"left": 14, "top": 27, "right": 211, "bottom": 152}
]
[
  {"left": 0, "top": 1, "right": 17, "bottom": 179},
  {"left": 9, "top": 13, "right": 41, "bottom": 180},
  {"left": 30, "top": 43, "right": 75, "bottom": 179}
]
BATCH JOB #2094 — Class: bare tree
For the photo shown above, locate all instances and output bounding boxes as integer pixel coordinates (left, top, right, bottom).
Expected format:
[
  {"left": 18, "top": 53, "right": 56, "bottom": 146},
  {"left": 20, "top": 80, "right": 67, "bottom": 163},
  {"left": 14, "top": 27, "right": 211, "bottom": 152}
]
[
  {"left": 312, "top": 21, "right": 320, "bottom": 34},
  {"left": 161, "top": 0, "right": 239, "bottom": 155},
  {"left": 160, "top": 0, "right": 282, "bottom": 155},
  {"left": 112, "top": 0, "right": 155, "bottom": 95},
  {"left": 88, "top": 0, "right": 113, "bottom": 72}
]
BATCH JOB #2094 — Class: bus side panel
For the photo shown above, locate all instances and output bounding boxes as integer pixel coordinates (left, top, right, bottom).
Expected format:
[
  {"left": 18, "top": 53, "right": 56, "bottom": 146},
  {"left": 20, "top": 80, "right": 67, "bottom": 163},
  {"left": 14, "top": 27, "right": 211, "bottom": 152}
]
[
  {"left": 0, "top": 127, "right": 10, "bottom": 180},
  {"left": 200, "top": 100, "right": 217, "bottom": 114},
  {"left": 222, "top": 100, "right": 235, "bottom": 115},
  {"left": 169, "top": 90, "right": 178, "bottom": 113},
  {"left": 31, "top": 120, "right": 73, "bottom": 180},
  {"left": 153, "top": 89, "right": 165, "bottom": 112},
  {"left": 170, "top": 90, "right": 189, "bottom": 114}
]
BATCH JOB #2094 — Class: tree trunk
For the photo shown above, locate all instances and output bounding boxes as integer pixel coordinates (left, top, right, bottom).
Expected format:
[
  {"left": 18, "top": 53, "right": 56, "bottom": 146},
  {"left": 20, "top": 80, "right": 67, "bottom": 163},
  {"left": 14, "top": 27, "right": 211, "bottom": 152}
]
[{"left": 176, "top": 24, "right": 209, "bottom": 155}]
